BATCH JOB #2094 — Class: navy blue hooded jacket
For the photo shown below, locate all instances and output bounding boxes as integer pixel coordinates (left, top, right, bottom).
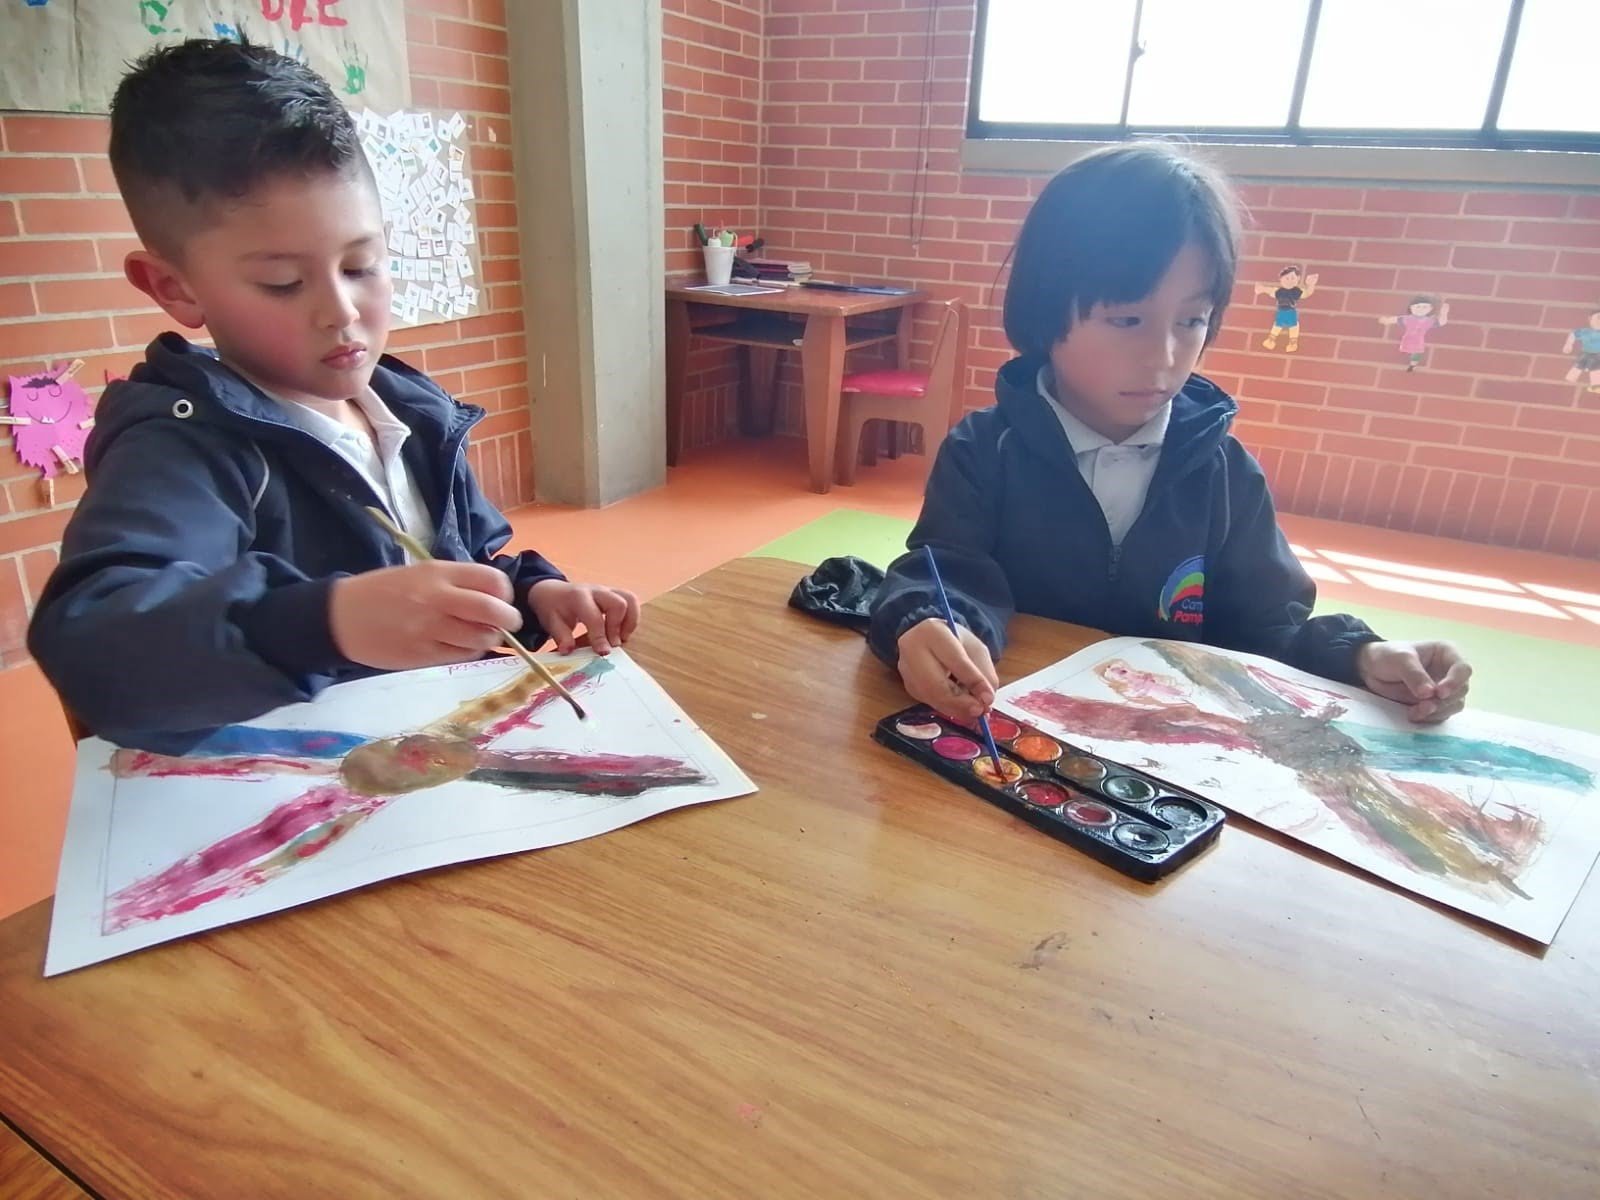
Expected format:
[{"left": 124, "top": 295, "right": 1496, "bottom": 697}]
[
  {"left": 868, "top": 355, "right": 1381, "bottom": 684},
  {"left": 28, "top": 334, "right": 564, "bottom": 751}
]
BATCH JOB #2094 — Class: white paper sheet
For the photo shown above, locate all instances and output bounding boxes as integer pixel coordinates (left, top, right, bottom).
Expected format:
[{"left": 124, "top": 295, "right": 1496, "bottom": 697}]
[
  {"left": 997, "top": 637, "right": 1600, "bottom": 943},
  {"left": 47, "top": 650, "right": 755, "bottom": 975}
]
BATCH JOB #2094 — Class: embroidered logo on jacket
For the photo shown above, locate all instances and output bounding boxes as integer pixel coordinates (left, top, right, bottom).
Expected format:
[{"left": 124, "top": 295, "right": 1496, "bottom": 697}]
[{"left": 1158, "top": 556, "right": 1205, "bottom": 625}]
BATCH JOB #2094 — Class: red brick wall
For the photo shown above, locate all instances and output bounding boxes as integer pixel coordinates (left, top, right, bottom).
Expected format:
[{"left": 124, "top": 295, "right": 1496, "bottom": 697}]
[
  {"left": 663, "top": 0, "right": 764, "bottom": 451},
  {"left": 724, "top": 0, "right": 1600, "bottom": 557},
  {"left": 0, "top": 0, "right": 532, "bottom": 669}
]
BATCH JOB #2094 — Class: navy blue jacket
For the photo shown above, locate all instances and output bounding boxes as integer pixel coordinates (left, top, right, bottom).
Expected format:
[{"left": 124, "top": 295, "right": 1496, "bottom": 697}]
[
  {"left": 868, "top": 355, "right": 1381, "bottom": 684},
  {"left": 29, "top": 334, "right": 564, "bottom": 751}
]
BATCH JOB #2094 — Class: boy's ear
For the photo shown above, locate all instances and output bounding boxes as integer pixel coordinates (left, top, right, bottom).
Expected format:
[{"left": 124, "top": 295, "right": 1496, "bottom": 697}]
[{"left": 124, "top": 250, "right": 206, "bottom": 330}]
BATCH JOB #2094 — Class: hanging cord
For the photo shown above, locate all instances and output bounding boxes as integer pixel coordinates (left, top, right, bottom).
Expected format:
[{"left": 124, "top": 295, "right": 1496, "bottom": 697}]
[{"left": 909, "top": 0, "right": 938, "bottom": 248}]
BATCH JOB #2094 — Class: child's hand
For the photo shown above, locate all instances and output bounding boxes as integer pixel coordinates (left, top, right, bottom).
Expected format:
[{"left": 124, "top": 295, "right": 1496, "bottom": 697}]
[
  {"left": 1356, "top": 640, "right": 1472, "bottom": 723},
  {"left": 329, "top": 562, "right": 522, "bottom": 670},
  {"left": 528, "top": 579, "right": 640, "bottom": 655},
  {"left": 896, "top": 617, "right": 999, "bottom": 722}
]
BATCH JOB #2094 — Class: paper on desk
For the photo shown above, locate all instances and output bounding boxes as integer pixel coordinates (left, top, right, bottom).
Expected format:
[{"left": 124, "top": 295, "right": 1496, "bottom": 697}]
[
  {"left": 46, "top": 651, "right": 756, "bottom": 975},
  {"left": 684, "top": 284, "right": 785, "bottom": 296},
  {"left": 997, "top": 637, "right": 1600, "bottom": 944}
]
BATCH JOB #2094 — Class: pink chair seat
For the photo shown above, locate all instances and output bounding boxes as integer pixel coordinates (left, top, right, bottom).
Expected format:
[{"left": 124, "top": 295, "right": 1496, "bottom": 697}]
[{"left": 840, "top": 368, "right": 928, "bottom": 397}]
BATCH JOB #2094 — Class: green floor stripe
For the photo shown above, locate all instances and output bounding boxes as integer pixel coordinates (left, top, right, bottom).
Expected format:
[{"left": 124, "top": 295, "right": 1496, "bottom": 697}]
[
  {"left": 749, "top": 508, "right": 914, "bottom": 570},
  {"left": 750, "top": 511, "right": 1600, "bottom": 734}
]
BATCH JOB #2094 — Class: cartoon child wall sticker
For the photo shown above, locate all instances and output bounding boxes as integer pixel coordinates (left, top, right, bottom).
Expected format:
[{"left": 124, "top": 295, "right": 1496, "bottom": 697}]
[
  {"left": 1378, "top": 295, "right": 1450, "bottom": 372},
  {"left": 1563, "top": 308, "right": 1600, "bottom": 395},
  {"left": 1254, "top": 264, "right": 1318, "bottom": 352}
]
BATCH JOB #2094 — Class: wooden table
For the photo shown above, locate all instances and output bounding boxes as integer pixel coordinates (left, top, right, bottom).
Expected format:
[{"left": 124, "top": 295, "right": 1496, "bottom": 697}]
[
  {"left": 0, "top": 1123, "right": 89, "bottom": 1200},
  {"left": 665, "top": 280, "right": 928, "bottom": 492},
  {"left": 1, "top": 557, "right": 1596, "bottom": 1199}
]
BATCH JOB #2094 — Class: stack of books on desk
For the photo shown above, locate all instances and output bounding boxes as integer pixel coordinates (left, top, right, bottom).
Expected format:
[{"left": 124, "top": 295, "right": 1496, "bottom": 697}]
[{"left": 746, "top": 257, "right": 813, "bottom": 285}]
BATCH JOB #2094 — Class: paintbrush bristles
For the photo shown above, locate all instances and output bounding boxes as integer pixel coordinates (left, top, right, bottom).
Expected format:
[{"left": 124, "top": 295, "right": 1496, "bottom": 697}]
[{"left": 362, "top": 506, "right": 589, "bottom": 721}]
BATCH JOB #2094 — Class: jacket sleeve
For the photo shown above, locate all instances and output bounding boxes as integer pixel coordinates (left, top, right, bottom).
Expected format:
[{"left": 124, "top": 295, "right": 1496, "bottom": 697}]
[
  {"left": 27, "top": 423, "right": 353, "bottom": 745},
  {"left": 1203, "top": 444, "right": 1381, "bottom": 685},
  {"left": 456, "top": 447, "right": 566, "bottom": 649},
  {"left": 867, "top": 417, "right": 1015, "bottom": 666}
]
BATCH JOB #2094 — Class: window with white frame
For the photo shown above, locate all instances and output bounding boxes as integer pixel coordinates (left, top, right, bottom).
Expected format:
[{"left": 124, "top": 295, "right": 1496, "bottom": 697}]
[{"left": 969, "top": 0, "right": 1600, "bottom": 151}]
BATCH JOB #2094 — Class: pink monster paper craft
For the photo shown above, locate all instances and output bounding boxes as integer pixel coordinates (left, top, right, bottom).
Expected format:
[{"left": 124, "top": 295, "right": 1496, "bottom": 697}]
[{"left": 6, "top": 369, "right": 93, "bottom": 475}]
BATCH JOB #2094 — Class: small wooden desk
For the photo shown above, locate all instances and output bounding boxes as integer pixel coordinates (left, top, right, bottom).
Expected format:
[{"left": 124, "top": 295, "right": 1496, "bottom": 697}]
[
  {"left": 0, "top": 558, "right": 1596, "bottom": 1199},
  {"left": 665, "top": 280, "right": 928, "bottom": 492}
]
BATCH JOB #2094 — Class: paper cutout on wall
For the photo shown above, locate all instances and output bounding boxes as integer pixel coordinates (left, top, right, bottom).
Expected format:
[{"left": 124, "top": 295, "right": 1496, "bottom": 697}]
[
  {"left": 3, "top": 360, "right": 95, "bottom": 505},
  {"left": 1564, "top": 309, "right": 1600, "bottom": 394},
  {"left": 358, "top": 109, "right": 484, "bottom": 329},
  {"left": 1254, "top": 264, "right": 1318, "bottom": 352},
  {"left": 0, "top": 1, "right": 409, "bottom": 115},
  {"left": 1378, "top": 296, "right": 1449, "bottom": 372}
]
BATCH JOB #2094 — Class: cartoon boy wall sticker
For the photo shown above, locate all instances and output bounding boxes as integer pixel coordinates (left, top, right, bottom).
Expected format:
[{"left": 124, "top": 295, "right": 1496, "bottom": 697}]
[
  {"left": 1378, "top": 296, "right": 1450, "bottom": 372},
  {"left": 1563, "top": 308, "right": 1600, "bottom": 395},
  {"left": 1254, "top": 264, "right": 1318, "bottom": 352}
]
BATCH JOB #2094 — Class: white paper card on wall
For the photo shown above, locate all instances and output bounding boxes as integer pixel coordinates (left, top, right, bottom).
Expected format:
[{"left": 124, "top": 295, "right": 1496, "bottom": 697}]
[{"left": 359, "top": 107, "right": 484, "bottom": 330}]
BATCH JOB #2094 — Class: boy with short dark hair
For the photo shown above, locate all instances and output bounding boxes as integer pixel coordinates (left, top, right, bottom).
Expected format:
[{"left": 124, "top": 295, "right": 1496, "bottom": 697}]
[{"left": 29, "top": 39, "right": 637, "bottom": 752}]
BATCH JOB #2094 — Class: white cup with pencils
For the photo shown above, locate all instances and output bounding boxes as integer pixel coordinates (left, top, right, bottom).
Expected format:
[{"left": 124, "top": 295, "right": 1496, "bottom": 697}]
[{"left": 702, "top": 243, "right": 735, "bottom": 286}]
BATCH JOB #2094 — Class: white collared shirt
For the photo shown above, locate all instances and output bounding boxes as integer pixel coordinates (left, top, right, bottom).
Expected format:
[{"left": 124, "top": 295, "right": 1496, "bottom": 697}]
[
  {"left": 239, "top": 372, "right": 437, "bottom": 554},
  {"left": 1036, "top": 367, "right": 1169, "bottom": 546}
]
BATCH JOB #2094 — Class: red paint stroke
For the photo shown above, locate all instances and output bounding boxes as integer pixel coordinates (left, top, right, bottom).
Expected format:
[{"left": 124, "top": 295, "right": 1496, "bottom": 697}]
[
  {"left": 1014, "top": 691, "right": 1257, "bottom": 755},
  {"left": 105, "top": 784, "right": 385, "bottom": 932},
  {"left": 111, "top": 750, "right": 335, "bottom": 781},
  {"left": 476, "top": 665, "right": 609, "bottom": 743}
]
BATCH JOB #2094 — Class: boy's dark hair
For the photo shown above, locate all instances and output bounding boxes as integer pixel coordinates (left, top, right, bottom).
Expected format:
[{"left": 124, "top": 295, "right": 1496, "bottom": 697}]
[
  {"left": 109, "top": 38, "right": 369, "bottom": 260},
  {"left": 1279, "top": 264, "right": 1302, "bottom": 279},
  {"left": 1409, "top": 295, "right": 1435, "bottom": 307},
  {"left": 1003, "top": 143, "right": 1240, "bottom": 356}
]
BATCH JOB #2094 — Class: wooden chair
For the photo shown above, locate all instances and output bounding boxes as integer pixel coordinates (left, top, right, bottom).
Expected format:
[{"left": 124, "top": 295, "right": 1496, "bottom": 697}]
[{"left": 833, "top": 299, "right": 967, "bottom": 486}]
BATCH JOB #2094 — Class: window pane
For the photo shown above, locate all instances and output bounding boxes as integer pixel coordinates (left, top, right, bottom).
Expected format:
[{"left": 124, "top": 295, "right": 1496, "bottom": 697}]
[
  {"left": 1128, "top": 0, "right": 1309, "bottom": 128},
  {"left": 1498, "top": 0, "right": 1600, "bottom": 133},
  {"left": 977, "top": 1, "right": 1137, "bottom": 125},
  {"left": 1299, "top": 0, "right": 1510, "bottom": 130}
]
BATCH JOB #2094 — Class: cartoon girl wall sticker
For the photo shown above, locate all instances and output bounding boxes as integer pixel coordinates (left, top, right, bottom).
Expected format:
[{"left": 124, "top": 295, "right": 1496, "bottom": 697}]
[
  {"left": 1378, "top": 296, "right": 1450, "bottom": 372},
  {"left": 1563, "top": 308, "right": 1600, "bottom": 395},
  {"left": 1254, "top": 264, "right": 1318, "bottom": 352}
]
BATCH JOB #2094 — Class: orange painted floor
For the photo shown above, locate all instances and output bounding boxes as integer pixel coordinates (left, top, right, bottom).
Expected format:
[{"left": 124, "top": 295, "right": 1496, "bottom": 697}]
[{"left": 4, "top": 433, "right": 1599, "bottom": 919}]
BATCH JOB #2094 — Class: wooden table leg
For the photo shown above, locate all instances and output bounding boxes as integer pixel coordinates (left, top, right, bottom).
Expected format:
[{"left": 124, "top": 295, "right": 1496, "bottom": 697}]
[
  {"left": 800, "top": 313, "right": 846, "bottom": 494},
  {"left": 740, "top": 345, "right": 780, "bottom": 437},
  {"left": 665, "top": 297, "right": 691, "bottom": 466},
  {"left": 886, "top": 300, "right": 917, "bottom": 458}
]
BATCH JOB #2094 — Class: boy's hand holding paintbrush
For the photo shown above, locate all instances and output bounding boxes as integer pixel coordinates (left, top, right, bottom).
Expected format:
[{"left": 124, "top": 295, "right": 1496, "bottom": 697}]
[
  {"left": 329, "top": 558, "right": 525, "bottom": 672},
  {"left": 349, "top": 507, "right": 639, "bottom": 719}
]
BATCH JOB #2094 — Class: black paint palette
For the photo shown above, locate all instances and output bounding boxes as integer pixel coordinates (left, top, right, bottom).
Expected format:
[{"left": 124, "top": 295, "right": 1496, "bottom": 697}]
[{"left": 874, "top": 705, "right": 1225, "bottom": 880}]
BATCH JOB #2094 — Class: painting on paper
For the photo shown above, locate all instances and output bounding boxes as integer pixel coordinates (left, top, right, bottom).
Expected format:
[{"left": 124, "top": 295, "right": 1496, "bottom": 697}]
[
  {"left": 47, "top": 650, "right": 754, "bottom": 975},
  {"left": 997, "top": 638, "right": 1600, "bottom": 943}
]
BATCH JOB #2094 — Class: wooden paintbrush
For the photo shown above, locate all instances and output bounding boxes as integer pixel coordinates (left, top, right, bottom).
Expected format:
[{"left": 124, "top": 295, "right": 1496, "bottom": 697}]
[{"left": 363, "top": 506, "right": 588, "bottom": 720}]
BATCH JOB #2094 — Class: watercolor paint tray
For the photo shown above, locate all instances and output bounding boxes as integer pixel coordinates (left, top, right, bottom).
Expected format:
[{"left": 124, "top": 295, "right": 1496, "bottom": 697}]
[{"left": 874, "top": 705, "right": 1225, "bottom": 881}]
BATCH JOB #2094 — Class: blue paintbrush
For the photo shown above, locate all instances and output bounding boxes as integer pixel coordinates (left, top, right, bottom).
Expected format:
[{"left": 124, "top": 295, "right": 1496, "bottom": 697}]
[{"left": 922, "top": 545, "right": 1004, "bottom": 771}]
